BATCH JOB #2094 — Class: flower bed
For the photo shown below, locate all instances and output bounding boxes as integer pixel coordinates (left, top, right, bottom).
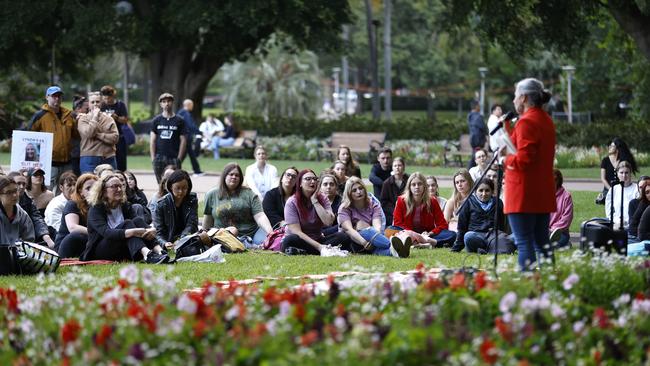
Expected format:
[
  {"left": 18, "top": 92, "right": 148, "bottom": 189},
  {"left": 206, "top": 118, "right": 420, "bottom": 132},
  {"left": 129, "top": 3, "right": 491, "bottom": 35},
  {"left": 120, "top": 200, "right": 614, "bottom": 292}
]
[{"left": 1, "top": 252, "right": 649, "bottom": 364}]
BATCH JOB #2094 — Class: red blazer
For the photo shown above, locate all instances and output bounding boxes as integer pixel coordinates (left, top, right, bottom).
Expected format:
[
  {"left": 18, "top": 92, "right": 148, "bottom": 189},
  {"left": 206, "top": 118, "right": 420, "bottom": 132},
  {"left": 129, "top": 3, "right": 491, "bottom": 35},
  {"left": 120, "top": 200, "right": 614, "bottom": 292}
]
[
  {"left": 393, "top": 196, "right": 448, "bottom": 234},
  {"left": 504, "top": 107, "right": 556, "bottom": 214}
]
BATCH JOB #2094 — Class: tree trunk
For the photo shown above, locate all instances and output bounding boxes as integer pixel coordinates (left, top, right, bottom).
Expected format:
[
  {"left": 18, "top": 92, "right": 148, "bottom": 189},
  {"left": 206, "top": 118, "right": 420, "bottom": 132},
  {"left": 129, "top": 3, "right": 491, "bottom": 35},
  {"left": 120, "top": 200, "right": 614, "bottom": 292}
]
[
  {"left": 608, "top": 2, "right": 650, "bottom": 62},
  {"left": 383, "top": 0, "right": 392, "bottom": 121},
  {"left": 148, "top": 50, "right": 223, "bottom": 121},
  {"left": 364, "top": 0, "right": 380, "bottom": 120}
]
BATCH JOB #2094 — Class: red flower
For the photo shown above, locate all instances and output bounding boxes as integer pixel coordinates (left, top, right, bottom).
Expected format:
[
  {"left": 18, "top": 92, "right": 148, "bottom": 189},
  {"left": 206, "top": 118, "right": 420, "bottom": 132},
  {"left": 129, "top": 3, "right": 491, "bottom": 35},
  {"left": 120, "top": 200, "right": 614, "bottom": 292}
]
[
  {"left": 449, "top": 272, "right": 466, "bottom": 290},
  {"left": 479, "top": 339, "right": 498, "bottom": 365},
  {"left": 474, "top": 271, "right": 487, "bottom": 291},
  {"left": 117, "top": 279, "right": 129, "bottom": 289},
  {"left": 495, "top": 317, "right": 513, "bottom": 343},
  {"left": 594, "top": 350, "right": 602, "bottom": 365},
  {"left": 415, "top": 262, "right": 425, "bottom": 271},
  {"left": 263, "top": 287, "right": 280, "bottom": 306},
  {"left": 0, "top": 288, "right": 19, "bottom": 314},
  {"left": 335, "top": 303, "right": 346, "bottom": 317},
  {"left": 424, "top": 277, "right": 443, "bottom": 292},
  {"left": 61, "top": 319, "right": 82, "bottom": 345},
  {"left": 294, "top": 303, "right": 306, "bottom": 321},
  {"left": 593, "top": 307, "right": 610, "bottom": 329},
  {"left": 300, "top": 330, "right": 319, "bottom": 347},
  {"left": 635, "top": 292, "right": 646, "bottom": 301},
  {"left": 193, "top": 320, "right": 207, "bottom": 338},
  {"left": 95, "top": 324, "right": 113, "bottom": 347}
]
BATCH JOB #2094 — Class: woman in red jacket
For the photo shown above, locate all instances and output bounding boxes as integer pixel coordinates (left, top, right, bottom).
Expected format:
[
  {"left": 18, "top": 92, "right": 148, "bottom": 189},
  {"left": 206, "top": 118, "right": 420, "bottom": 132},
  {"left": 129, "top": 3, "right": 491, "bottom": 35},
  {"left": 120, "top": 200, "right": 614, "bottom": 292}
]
[
  {"left": 393, "top": 172, "right": 456, "bottom": 248},
  {"left": 503, "top": 78, "right": 556, "bottom": 271}
]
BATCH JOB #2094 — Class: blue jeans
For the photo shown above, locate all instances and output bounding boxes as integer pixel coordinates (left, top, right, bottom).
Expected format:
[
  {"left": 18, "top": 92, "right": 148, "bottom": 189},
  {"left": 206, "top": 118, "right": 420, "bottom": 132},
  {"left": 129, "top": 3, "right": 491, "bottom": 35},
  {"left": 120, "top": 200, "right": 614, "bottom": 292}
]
[
  {"left": 358, "top": 227, "right": 391, "bottom": 256},
  {"left": 239, "top": 227, "right": 269, "bottom": 249},
  {"left": 211, "top": 137, "right": 235, "bottom": 159},
  {"left": 554, "top": 231, "right": 571, "bottom": 248},
  {"left": 464, "top": 231, "right": 488, "bottom": 252},
  {"left": 80, "top": 156, "right": 117, "bottom": 174},
  {"left": 509, "top": 213, "right": 553, "bottom": 271},
  {"left": 432, "top": 229, "right": 457, "bottom": 247}
]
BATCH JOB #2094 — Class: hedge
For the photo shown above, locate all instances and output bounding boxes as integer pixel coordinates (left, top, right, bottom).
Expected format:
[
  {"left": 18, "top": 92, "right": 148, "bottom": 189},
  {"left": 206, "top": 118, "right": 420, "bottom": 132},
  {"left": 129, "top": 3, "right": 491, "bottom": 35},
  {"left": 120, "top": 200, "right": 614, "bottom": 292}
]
[{"left": 207, "top": 115, "right": 650, "bottom": 151}]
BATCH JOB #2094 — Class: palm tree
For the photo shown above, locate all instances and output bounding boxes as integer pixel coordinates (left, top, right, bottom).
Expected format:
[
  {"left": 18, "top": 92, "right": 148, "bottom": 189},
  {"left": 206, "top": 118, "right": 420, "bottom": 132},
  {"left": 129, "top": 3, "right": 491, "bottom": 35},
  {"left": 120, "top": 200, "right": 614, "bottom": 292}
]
[{"left": 220, "top": 35, "right": 322, "bottom": 121}]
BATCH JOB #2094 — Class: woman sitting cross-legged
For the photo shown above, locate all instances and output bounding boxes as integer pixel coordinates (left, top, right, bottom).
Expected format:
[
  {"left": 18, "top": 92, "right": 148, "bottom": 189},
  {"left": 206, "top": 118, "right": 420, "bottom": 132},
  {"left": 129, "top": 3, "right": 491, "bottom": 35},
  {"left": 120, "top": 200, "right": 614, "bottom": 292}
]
[
  {"left": 450, "top": 178, "right": 511, "bottom": 254},
  {"left": 392, "top": 172, "right": 457, "bottom": 248},
  {"left": 262, "top": 166, "right": 298, "bottom": 228},
  {"left": 0, "top": 175, "right": 35, "bottom": 244},
  {"left": 203, "top": 163, "right": 273, "bottom": 247},
  {"left": 81, "top": 173, "right": 169, "bottom": 264},
  {"left": 55, "top": 173, "right": 98, "bottom": 258},
  {"left": 281, "top": 169, "right": 352, "bottom": 256},
  {"left": 338, "top": 177, "right": 407, "bottom": 257},
  {"left": 319, "top": 171, "right": 342, "bottom": 236},
  {"left": 153, "top": 170, "right": 198, "bottom": 251}
]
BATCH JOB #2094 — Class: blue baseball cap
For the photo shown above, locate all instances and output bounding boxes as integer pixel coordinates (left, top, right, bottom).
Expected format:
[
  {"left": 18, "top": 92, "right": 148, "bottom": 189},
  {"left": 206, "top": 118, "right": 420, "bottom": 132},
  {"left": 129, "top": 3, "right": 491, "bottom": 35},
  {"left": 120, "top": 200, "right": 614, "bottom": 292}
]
[{"left": 46, "top": 86, "right": 63, "bottom": 96}]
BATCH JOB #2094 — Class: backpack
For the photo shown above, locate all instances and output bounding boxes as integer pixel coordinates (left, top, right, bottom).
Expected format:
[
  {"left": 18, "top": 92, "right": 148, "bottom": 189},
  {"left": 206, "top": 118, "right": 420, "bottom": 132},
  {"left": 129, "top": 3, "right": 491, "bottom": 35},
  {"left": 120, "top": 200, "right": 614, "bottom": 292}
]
[{"left": 262, "top": 225, "right": 286, "bottom": 251}]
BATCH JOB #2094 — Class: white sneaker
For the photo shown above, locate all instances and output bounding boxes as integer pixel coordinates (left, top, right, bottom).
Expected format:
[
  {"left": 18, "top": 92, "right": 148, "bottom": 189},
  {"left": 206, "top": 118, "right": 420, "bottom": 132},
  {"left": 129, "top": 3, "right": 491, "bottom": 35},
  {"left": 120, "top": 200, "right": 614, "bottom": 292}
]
[
  {"left": 192, "top": 172, "right": 206, "bottom": 177},
  {"left": 320, "top": 245, "right": 349, "bottom": 257}
]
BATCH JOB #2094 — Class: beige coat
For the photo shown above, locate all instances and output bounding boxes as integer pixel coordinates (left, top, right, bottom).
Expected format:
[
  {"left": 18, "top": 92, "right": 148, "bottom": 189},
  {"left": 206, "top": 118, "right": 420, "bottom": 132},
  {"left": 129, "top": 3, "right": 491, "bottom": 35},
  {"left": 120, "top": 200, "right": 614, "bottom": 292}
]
[{"left": 78, "top": 112, "right": 119, "bottom": 158}]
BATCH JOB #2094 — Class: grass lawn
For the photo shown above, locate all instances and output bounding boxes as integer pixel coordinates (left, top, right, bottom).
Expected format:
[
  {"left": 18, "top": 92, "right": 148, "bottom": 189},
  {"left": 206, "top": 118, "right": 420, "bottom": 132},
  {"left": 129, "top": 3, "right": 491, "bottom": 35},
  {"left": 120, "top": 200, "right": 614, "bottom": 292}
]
[{"left": 0, "top": 248, "right": 495, "bottom": 295}]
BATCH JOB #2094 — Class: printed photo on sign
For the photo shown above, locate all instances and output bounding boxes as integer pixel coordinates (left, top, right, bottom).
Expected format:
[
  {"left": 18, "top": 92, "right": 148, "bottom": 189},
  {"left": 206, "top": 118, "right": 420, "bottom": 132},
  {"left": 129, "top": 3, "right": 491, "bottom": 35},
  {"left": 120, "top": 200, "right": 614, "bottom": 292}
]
[{"left": 10, "top": 130, "right": 54, "bottom": 182}]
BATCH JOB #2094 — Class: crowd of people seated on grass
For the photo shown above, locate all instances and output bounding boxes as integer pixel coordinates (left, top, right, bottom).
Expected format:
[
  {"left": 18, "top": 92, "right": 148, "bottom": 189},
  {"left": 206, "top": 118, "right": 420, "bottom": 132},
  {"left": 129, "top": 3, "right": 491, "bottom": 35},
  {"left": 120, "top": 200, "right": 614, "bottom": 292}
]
[{"left": 13, "top": 131, "right": 650, "bottom": 265}]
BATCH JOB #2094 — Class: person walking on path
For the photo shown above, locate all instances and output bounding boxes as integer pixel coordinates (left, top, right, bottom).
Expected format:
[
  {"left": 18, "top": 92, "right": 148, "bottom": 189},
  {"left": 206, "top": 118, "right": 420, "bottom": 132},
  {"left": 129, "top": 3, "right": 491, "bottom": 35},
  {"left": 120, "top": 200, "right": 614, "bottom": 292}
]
[
  {"left": 27, "top": 86, "right": 78, "bottom": 193},
  {"left": 150, "top": 93, "right": 187, "bottom": 183},
  {"left": 177, "top": 99, "right": 204, "bottom": 177}
]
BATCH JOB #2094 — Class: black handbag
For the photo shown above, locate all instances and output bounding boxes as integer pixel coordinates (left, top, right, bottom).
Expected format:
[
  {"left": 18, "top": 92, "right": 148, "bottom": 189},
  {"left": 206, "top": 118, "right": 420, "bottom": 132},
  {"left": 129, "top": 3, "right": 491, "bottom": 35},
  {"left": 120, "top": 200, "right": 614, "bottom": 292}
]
[
  {"left": 174, "top": 234, "right": 211, "bottom": 259},
  {"left": 0, "top": 244, "right": 21, "bottom": 275}
]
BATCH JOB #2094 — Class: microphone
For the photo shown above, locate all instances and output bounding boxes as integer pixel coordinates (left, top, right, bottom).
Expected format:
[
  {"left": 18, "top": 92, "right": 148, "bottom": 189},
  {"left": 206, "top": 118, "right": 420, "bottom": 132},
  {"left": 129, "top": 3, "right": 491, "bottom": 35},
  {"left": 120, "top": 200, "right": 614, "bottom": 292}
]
[{"left": 489, "top": 111, "right": 517, "bottom": 136}]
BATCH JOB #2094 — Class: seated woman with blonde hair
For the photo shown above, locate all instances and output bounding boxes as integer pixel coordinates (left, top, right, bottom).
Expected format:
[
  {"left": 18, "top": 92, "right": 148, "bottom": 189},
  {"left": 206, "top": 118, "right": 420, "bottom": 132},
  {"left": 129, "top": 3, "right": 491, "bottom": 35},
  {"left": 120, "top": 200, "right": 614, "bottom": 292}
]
[
  {"left": 392, "top": 172, "right": 456, "bottom": 248},
  {"left": 444, "top": 169, "right": 474, "bottom": 231},
  {"left": 338, "top": 177, "right": 406, "bottom": 257}
]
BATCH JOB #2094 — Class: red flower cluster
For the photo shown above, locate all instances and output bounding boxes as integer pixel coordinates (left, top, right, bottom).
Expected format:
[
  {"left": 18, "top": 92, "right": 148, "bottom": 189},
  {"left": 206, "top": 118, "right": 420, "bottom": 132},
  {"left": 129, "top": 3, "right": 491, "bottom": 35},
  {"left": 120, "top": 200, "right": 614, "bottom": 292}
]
[
  {"left": 593, "top": 307, "right": 610, "bottom": 329},
  {"left": 0, "top": 288, "right": 19, "bottom": 314},
  {"left": 494, "top": 316, "right": 513, "bottom": 343},
  {"left": 449, "top": 272, "right": 466, "bottom": 290},
  {"left": 479, "top": 338, "right": 498, "bottom": 364},
  {"left": 61, "top": 318, "right": 81, "bottom": 345}
]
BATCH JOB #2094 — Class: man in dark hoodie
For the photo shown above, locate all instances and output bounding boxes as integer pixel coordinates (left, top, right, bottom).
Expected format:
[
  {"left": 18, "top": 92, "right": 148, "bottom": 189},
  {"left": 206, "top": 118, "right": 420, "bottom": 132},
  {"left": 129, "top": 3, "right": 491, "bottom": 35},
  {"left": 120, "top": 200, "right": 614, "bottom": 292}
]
[{"left": 368, "top": 147, "right": 393, "bottom": 197}]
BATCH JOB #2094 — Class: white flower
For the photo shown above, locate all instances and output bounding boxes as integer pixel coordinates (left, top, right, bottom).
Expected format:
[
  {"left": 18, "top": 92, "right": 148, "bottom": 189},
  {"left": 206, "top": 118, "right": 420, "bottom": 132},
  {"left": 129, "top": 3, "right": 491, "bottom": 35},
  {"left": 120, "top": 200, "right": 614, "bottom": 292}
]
[
  {"left": 631, "top": 299, "right": 650, "bottom": 314},
  {"left": 141, "top": 269, "right": 155, "bottom": 287},
  {"left": 550, "top": 322, "right": 561, "bottom": 332},
  {"left": 562, "top": 273, "right": 579, "bottom": 291},
  {"left": 278, "top": 301, "right": 291, "bottom": 318},
  {"left": 224, "top": 305, "right": 239, "bottom": 321},
  {"left": 119, "top": 265, "right": 139, "bottom": 284},
  {"left": 176, "top": 294, "right": 198, "bottom": 315},
  {"left": 612, "top": 293, "right": 630, "bottom": 309},
  {"left": 551, "top": 303, "right": 566, "bottom": 318},
  {"left": 499, "top": 291, "right": 517, "bottom": 313},
  {"left": 573, "top": 320, "right": 585, "bottom": 334}
]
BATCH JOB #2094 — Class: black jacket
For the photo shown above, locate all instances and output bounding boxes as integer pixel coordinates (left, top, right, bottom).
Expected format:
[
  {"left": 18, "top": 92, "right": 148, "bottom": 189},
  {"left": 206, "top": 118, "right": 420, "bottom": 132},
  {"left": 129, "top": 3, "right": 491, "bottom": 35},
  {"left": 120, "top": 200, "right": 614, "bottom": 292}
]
[
  {"left": 455, "top": 195, "right": 505, "bottom": 247},
  {"left": 380, "top": 174, "right": 408, "bottom": 226},
  {"left": 262, "top": 187, "right": 287, "bottom": 228},
  {"left": 128, "top": 189, "right": 151, "bottom": 224},
  {"left": 153, "top": 192, "right": 198, "bottom": 247},
  {"left": 19, "top": 192, "right": 49, "bottom": 239},
  {"left": 369, "top": 163, "right": 391, "bottom": 197},
  {"left": 82, "top": 202, "right": 143, "bottom": 261}
]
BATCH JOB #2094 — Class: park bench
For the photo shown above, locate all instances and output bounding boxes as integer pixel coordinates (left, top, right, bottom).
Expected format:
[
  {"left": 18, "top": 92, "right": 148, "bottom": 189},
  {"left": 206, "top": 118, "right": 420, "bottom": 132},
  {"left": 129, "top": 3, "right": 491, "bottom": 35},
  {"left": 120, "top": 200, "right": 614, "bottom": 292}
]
[
  {"left": 318, "top": 131, "right": 386, "bottom": 164},
  {"left": 443, "top": 134, "right": 475, "bottom": 167},
  {"left": 220, "top": 130, "right": 258, "bottom": 158}
]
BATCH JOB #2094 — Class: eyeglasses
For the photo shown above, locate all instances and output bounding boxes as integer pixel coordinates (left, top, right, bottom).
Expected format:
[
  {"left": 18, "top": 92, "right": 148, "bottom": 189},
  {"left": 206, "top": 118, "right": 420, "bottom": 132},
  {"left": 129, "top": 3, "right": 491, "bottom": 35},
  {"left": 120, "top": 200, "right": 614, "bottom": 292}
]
[
  {"left": 106, "top": 184, "right": 123, "bottom": 190},
  {"left": 303, "top": 176, "right": 318, "bottom": 182},
  {"left": 284, "top": 173, "right": 297, "bottom": 179},
  {"left": 0, "top": 189, "right": 19, "bottom": 196}
]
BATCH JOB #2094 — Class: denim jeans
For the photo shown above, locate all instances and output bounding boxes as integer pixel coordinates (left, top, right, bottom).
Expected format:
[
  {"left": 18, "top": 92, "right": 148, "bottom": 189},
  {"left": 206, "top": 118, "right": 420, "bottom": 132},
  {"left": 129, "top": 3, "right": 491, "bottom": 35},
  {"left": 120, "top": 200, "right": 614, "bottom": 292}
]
[
  {"left": 553, "top": 231, "right": 571, "bottom": 248},
  {"left": 464, "top": 231, "right": 488, "bottom": 253},
  {"left": 80, "top": 156, "right": 117, "bottom": 174},
  {"left": 358, "top": 227, "right": 391, "bottom": 256},
  {"left": 211, "top": 137, "right": 235, "bottom": 159},
  {"left": 508, "top": 213, "right": 553, "bottom": 271}
]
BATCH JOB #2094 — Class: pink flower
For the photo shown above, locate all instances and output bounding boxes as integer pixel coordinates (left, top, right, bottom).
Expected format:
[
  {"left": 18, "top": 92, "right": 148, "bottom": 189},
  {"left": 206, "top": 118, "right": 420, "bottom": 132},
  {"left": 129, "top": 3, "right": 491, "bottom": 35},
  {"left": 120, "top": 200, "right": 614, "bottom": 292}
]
[
  {"left": 562, "top": 273, "right": 579, "bottom": 291},
  {"left": 499, "top": 292, "right": 517, "bottom": 313}
]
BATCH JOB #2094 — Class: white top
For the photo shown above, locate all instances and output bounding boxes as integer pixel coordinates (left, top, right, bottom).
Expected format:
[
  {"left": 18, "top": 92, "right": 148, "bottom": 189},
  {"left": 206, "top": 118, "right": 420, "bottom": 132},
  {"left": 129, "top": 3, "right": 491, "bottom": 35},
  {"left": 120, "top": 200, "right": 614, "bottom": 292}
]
[
  {"left": 244, "top": 163, "right": 278, "bottom": 201},
  {"left": 44, "top": 194, "right": 68, "bottom": 231},
  {"left": 487, "top": 114, "right": 500, "bottom": 152},
  {"left": 605, "top": 183, "right": 638, "bottom": 229},
  {"left": 436, "top": 196, "right": 447, "bottom": 212},
  {"left": 199, "top": 119, "right": 225, "bottom": 149},
  {"left": 107, "top": 207, "right": 125, "bottom": 229},
  {"left": 468, "top": 166, "right": 487, "bottom": 183}
]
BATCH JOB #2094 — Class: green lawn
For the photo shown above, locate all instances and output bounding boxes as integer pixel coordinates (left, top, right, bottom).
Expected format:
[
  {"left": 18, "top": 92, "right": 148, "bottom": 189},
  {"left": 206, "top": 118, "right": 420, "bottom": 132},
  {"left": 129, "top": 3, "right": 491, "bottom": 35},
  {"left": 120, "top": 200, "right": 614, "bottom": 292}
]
[{"left": 4, "top": 152, "right": 648, "bottom": 180}]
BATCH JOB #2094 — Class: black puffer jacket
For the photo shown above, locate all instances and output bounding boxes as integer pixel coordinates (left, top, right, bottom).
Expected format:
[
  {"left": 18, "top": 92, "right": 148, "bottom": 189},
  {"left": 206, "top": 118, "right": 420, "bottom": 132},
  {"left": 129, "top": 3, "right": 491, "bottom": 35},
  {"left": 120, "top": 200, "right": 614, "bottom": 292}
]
[
  {"left": 153, "top": 192, "right": 198, "bottom": 247},
  {"left": 454, "top": 195, "right": 505, "bottom": 247}
]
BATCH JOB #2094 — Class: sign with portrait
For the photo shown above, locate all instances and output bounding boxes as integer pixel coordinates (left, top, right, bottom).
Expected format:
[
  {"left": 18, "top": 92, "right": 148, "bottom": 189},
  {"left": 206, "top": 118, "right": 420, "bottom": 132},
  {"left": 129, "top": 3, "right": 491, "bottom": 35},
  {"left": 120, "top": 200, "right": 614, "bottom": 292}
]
[{"left": 10, "top": 130, "right": 54, "bottom": 182}]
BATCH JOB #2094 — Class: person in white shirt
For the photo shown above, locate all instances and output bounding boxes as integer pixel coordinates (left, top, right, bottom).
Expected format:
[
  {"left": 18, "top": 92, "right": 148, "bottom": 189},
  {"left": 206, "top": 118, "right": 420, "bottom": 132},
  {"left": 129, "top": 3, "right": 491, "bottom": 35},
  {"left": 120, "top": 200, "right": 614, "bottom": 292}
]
[
  {"left": 605, "top": 160, "right": 638, "bottom": 229},
  {"left": 198, "top": 114, "right": 224, "bottom": 151},
  {"left": 468, "top": 149, "right": 489, "bottom": 183},
  {"left": 487, "top": 104, "right": 503, "bottom": 153},
  {"left": 44, "top": 171, "right": 77, "bottom": 233},
  {"left": 244, "top": 146, "right": 278, "bottom": 201}
]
